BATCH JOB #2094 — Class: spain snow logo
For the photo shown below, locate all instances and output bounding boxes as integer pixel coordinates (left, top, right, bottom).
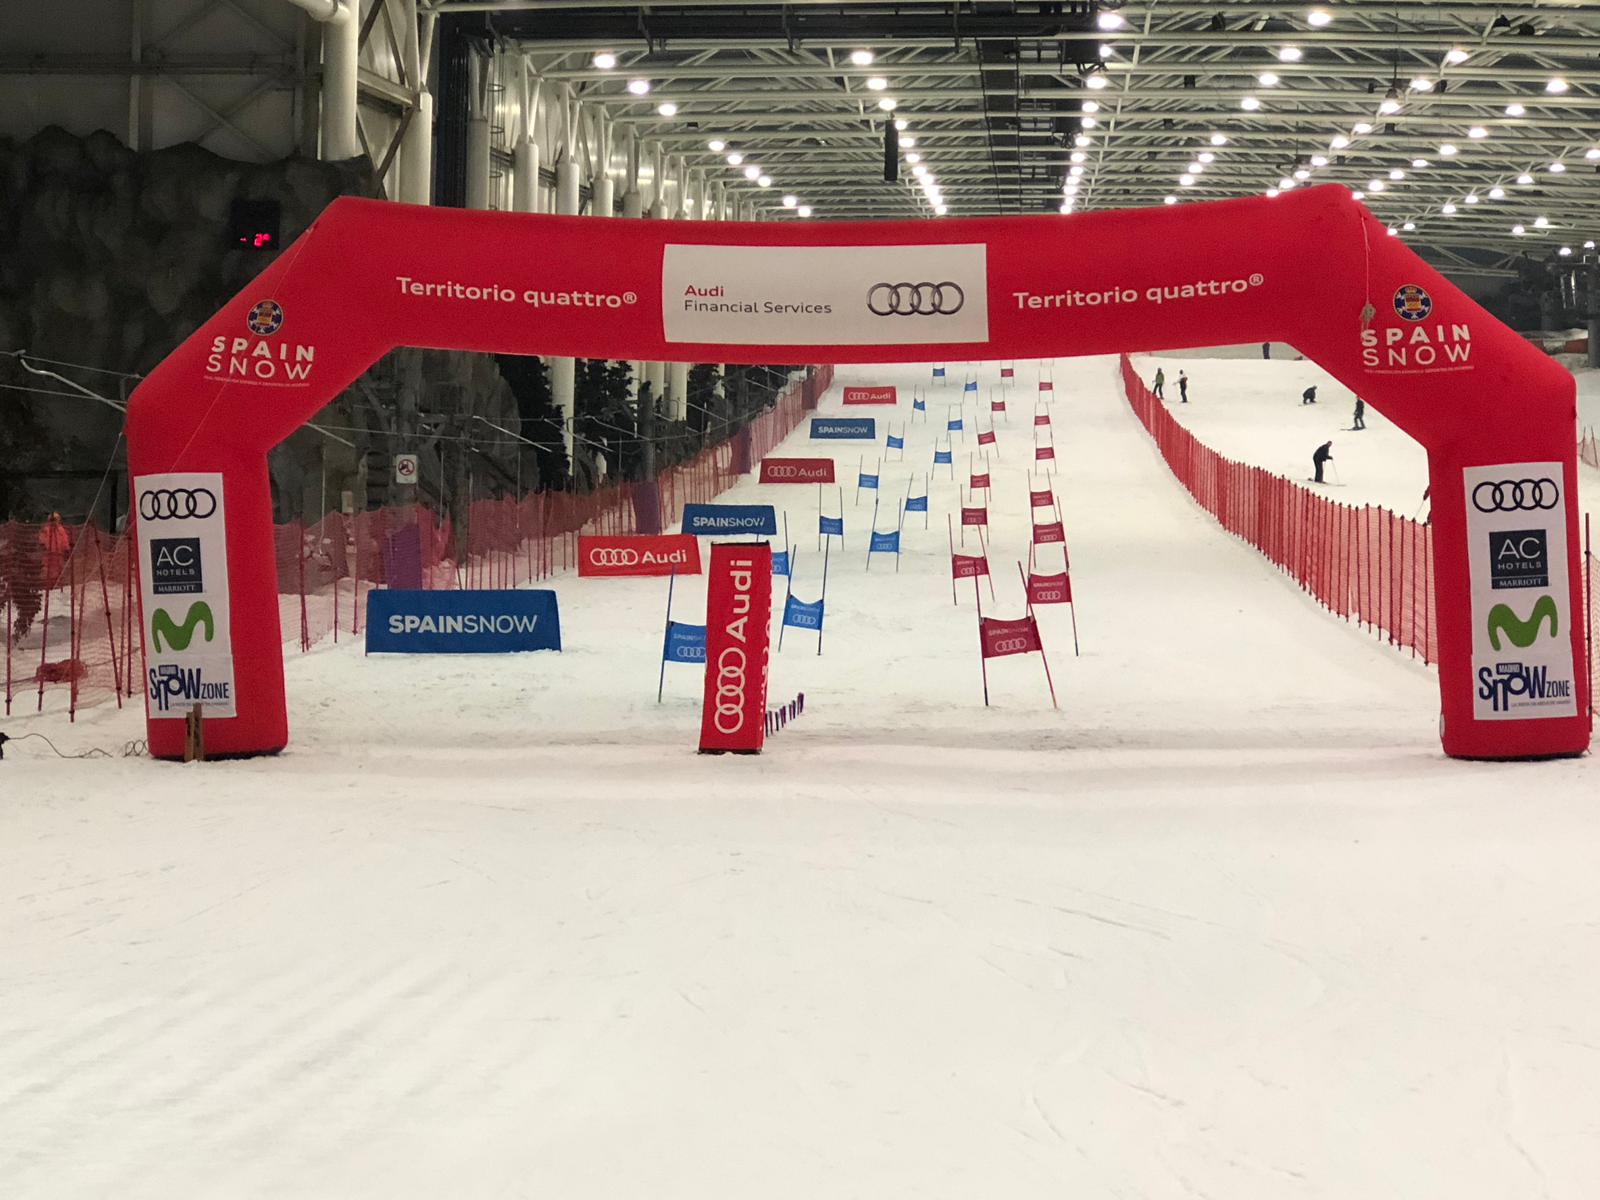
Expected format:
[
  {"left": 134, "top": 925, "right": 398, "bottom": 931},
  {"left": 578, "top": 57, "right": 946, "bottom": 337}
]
[
  {"left": 247, "top": 299, "right": 285, "bottom": 336},
  {"left": 1392, "top": 284, "right": 1432, "bottom": 322}
]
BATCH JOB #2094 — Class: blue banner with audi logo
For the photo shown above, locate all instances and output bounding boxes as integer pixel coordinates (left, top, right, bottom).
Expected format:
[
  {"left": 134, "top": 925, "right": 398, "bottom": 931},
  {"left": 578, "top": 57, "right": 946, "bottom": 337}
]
[{"left": 366, "top": 589, "right": 561, "bottom": 654}]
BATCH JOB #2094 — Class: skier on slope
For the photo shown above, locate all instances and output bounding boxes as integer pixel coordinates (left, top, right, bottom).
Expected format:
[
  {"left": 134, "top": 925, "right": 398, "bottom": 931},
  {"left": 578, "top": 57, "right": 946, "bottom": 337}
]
[
  {"left": 1352, "top": 397, "right": 1366, "bottom": 430},
  {"left": 1178, "top": 370, "right": 1189, "bottom": 403},
  {"left": 1301, "top": 385, "right": 1318, "bottom": 405},
  {"left": 1312, "top": 440, "right": 1334, "bottom": 484},
  {"left": 1152, "top": 367, "right": 1165, "bottom": 400}
]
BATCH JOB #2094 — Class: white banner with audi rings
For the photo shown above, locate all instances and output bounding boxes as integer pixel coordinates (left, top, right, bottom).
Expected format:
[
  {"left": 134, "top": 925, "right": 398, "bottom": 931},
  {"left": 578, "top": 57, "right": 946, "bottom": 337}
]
[{"left": 661, "top": 243, "right": 990, "bottom": 346}]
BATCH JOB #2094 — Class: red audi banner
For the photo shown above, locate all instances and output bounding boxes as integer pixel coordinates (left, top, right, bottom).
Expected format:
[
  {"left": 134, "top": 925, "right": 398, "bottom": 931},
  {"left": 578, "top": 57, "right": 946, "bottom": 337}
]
[
  {"left": 1030, "top": 489, "right": 1055, "bottom": 508},
  {"left": 971, "top": 471, "right": 992, "bottom": 489},
  {"left": 1034, "top": 520, "right": 1066, "bottom": 545},
  {"left": 977, "top": 429, "right": 997, "bottom": 446},
  {"left": 579, "top": 534, "right": 702, "bottom": 578},
  {"left": 1034, "top": 413, "right": 1051, "bottom": 427},
  {"left": 698, "top": 542, "right": 773, "bottom": 754},
  {"left": 843, "top": 385, "right": 898, "bottom": 405},
  {"left": 961, "top": 505, "right": 988, "bottom": 527},
  {"left": 1036, "top": 445, "right": 1056, "bottom": 462},
  {"left": 980, "top": 615, "right": 1043, "bottom": 659},
  {"left": 952, "top": 553, "right": 990, "bottom": 580},
  {"left": 760, "top": 456, "right": 837, "bottom": 484},
  {"left": 1027, "top": 571, "right": 1073, "bottom": 605}
]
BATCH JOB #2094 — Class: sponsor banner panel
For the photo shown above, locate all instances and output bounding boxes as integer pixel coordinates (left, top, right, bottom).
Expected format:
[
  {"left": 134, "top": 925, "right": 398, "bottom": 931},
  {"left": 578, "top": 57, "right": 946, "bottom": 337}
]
[
  {"left": 366, "top": 590, "right": 561, "bottom": 654},
  {"left": 682, "top": 503, "right": 779, "bottom": 537},
  {"left": 810, "top": 417, "right": 876, "bottom": 441},
  {"left": 843, "top": 386, "right": 898, "bottom": 405},
  {"left": 980, "top": 615, "right": 1042, "bottom": 660},
  {"left": 699, "top": 543, "right": 773, "bottom": 754},
  {"left": 952, "top": 553, "right": 989, "bottom": 580},
  {"left": 1028, "top": 572, "right": 1072, "bottom": 605},
  {"left": 664, "top": 621, "right": 707, "bottom": 664},
  {"left": 136, "top": 472, "right": 236, "bottom": 719},
  {"left": 661, "top": 242, "right": 990, "bottom": 345},
  {"left": 578, "top": 534, "right": 701, "bottom": 577},
  {"left": 760, "top": 457, "right": 836, "bottom": 484},
  {"left": 1463, "top": 462, "right": 1576, "bottom": 719}
]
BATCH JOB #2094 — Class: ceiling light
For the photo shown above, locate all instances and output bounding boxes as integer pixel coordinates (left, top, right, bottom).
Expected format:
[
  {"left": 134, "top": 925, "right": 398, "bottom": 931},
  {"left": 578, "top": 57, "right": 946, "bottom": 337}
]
[
  {"left": 934, "top": 203, "right": 948, "bottom": 215},
  {"left": 1587, "top": 148, "right": 1600, "bottom": 161},
  {"left": 1546, "top": 78, "right": 1569, "bottom": 94},
  {"left": 1444, "top": 47, "right": 1469, "bottom": 65},
  {"left": 1331, "top": 134, "right": 1350, "bottom": 149},
  {"left": 1548, "top": 161, "right": 1566, "bottom": 173},
  {"left": 1383, "top": 169, "right": 1401, "bottom": 181},
  {"left": 1098, "top": 44, "right": 1114, "bottom": 59},
  {"left": 912, "top": 164, "right": 927, "bottom": 177},
  {"left": 1350, "top": 189, "right": 1363, "bottom": 199},
  {"left": 1311, "top": 154, "right": 1328, "bottom": 167},
  {"left": 877, "top": 97, "right": 897, "bottom": 111},
  {"left": 1516, "top": 173, "right": 1534, "bottom": 185},
  {"left": 1188, "top": 161, "right": 1205, "bottom": 174},
  {"left": 1465, "top": 193, "right": 1479, "bottom": 204},
  {"left": 1585, "top": 241, "right": 1597, "bottom": 250},
  {"left": 1070, "top": 151, "right": 1088, "bottom": 163},
  {"left": 1379, "top": 96, "right": 1401, "bottom": 115},
  {"left": 1075, "top": 134, "right": 1092, "bottom": 147},
  {"left": 1403, "top": 221, "right": 1416, "bottom": 231},
  {"left": 1441, "top": 203, "right": 1456, "bottom": 214},
  {"left": 1559, "top": 246, "right": 1572, "bottom": 256},
  {"left": 1259, "top": 72, "right": 1280, "bottom": 87},
  {"left": 901, "top": 136, "right": 916, "bottom": 148},
  {"left": 1241, "top": 95, "right": 1262, "bottom": 110},
  {"left": 1266, "top": 188, "right": 1280, "bottom": 198},
  {"left": 1097, "top": 11, "right": 1125, "bottom": 30},
  {"left": 1082, "top": 100, "right": 1101, "bottom": 114},
  {"left": 1164, "top": 195, "right": 1177, "bottom": 204},
  {"left": 593, "top": 51, "right": 618, "bottom": 70},
  {"left": 1411, "top": 158, "right": 1429, "bottom": 169},
  {"left": 743, "top": 165, "right": 760, "bottom": 179},
  {"left": 1438, "top": 143, "right": 1457, "bottom": 156},
  {"left": 1512, "top": 224, "right": 1525, "bottom": 235},
  {"left": 1352, "top": 122, "right": 1373, "bottom": 134},
  {"left": 1070, "top": 165, "right": 1085, "bottom": 177},
  {"left": 1294, "top": 168, "right": 1310, "bottom": 180},
  {"left": 1307, "top": 10, "right": 1332, "bottom": 28},
  {"left": 757, "top": 175, "right": 772, "bottom": 188},
  {"left": 905, "top": 152, "right": 921, "bottom": 164},
  {"left": 1082, "top": 117, "right": 1098, "bottom": 129},
  {"left": 1279, "top": 46, "right": 1303, "bottom": 62},
  {"left": 1468, "top": 126, "right": 1488, "bottom": 139},
  {"left": 1367, "top": 179, "right": 1385, "bottom": 191},
  {"left": 1388, "top": 227, "right": 1398, "bottom": 236},
  {"left": 627, "top": 79, "right": 652, "bottom": 97},
  {"left": 1086, "top": 74, "right": 1110, "bottom": 90},
  {"left": 797, "top": 205, "right": 812, "bottom": 217},
  {"left": 1488, "top": 186, "right": 1505, "bottom": 199},
  {"left": 1534, "top": 216, "right": 1550, "bottom": 228},
  {"left": 1278, "top": 177, "right": 1294, "bottom": 189},
  {"left": 1059, "top": 202, "right": 1072, "bottom": 214},
  {"left": 707, "top": 139, "right": 726, "bottom": 152},
  {"left": 849, "top": 49, "right": 875, "bottom": 67},
  {"left": 656, "top": 101, "right": 678, "bottom": 117},
  {"left": 1409, "top": 77, "right": 1433, "bottom": 92},
  {"left": 1199, "top": 152, "right": 1216, "bottom": 164},
  {"left": 727, "top": 152, "right": 743, "bottom": 166},
  {"left": 1180, "top": 174, "right": 1196, "bottom": 186},
  {"left": 1505, "top": 103, "right": 1526, "bottom": 117},
  {"left": 1210, "top": 132, "right": 1227, "bottom": 146},
  {"left": 865, "top": 76, "right": 888, "bottom": 91},
  {"left": 782, "top": 194, "right": 797, "bottom": 208}
]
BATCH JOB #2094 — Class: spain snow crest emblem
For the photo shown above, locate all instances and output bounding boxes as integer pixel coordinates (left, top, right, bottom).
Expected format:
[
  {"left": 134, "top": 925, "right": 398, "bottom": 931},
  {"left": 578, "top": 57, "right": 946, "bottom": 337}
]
[
  {"left": 246, "top": 299, "right": 285, "bottom": 336},
  {"left": 1392, "top": 284, "right": 1432, "bottom": 322}
]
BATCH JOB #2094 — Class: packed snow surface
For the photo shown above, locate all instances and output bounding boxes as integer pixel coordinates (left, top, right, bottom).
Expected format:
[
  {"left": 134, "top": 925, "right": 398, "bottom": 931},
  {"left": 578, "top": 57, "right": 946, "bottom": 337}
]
[{"left": 5, "top": 355, "right": 1600, "bottom": 1198}]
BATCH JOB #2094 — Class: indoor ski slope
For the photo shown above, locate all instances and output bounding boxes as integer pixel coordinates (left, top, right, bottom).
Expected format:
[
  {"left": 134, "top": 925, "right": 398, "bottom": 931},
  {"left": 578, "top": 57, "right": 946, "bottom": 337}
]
[{"left": 5, "top": 356, "right": 1600, "bottom": 1199}]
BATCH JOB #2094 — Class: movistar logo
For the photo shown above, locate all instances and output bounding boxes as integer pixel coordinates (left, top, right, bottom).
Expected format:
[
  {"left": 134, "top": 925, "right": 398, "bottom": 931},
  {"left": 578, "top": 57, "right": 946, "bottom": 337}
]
[
  {"left": 1487, "top": 595, "right": 1558, "bottom": 651},
  {"left": 152, "top": 601, "right": 215, "bottom": 652}
]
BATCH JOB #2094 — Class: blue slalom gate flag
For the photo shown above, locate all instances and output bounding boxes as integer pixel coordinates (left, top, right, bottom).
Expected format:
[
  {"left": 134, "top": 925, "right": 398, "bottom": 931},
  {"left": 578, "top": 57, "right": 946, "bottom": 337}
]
[
  {"left": 932, "top": 366, "right": 947, "bottom": 379},
  {"left": 887, "top": 433, "right": 904, "bottom": 450},
  {"left": 820, "top": 514, "right": 844, "bottom": 536},
  {"left": 783, "top": 595, "right": 825, "bottom": 630},
  {"left": 858, "top": 472, "right": 879, "bottom": 490},
  {"left": 905, "top": 493, "right": 929, "bottom": 513},
  {"left": 963, "top": 379, "right": 978, "bottom": 394},
  {"left": 772, "top": 550, "right": 790, "bottom": 577},
  {"left": 912, "top": 396, "right": 927, "bottom": 411},
  {"left": 870, "top": 529, "right": 901, "bottom": 553},
  {"left": 934, "top": 448, "right": 953, "bottom": 465},
  {"left": 662, "top": 620, "right": 707, "bottom": 664},
  {"left": 948, "top": 417, "right": 964, "bottom": 432}
]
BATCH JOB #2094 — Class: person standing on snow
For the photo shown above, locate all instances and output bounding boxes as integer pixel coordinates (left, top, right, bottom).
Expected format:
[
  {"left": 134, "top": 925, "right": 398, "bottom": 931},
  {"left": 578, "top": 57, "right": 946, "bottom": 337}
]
[
  {"left": 1352, "top": 397, "right": 1366, "bottom": 430},
  {"left": 1152, "top": 367, "right": 1165, "bottom": 400},
  {"left": 1312, "top": 441, "right": 1333, "bottom": 484},
  {"left": 1301, "top": 385, "right": 1318, "bottom": 405},
  {"left": 1178, "top": 370, "right": 1189, "bottom": 403},
  {"left": 1262, "top": 342, "right": 1271, "bottom": 359}
]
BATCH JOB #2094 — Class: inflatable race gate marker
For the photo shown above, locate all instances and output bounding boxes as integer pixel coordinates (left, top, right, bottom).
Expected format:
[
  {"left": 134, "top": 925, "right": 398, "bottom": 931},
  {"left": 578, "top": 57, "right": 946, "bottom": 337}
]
[{"left": 127, "top": 187, "right": 1586, "bottom": 760}]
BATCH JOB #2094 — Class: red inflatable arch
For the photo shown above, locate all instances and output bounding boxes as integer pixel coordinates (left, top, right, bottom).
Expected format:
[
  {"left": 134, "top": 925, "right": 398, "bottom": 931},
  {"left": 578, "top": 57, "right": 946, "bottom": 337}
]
[{"left": 127, "top": 185, "right": 1586, "bottom": 760}]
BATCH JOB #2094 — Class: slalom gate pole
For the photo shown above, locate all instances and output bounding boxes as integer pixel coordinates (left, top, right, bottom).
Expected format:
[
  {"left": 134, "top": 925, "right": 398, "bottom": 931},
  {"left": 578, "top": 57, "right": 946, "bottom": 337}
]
[
  {"left": 903, "top": 471, "right": 913, "bottom": 523},
  {"left": 778, "top": 549, "right": 795, "bottom": 651},
  {"left": 975, "top": 573, "right": 989, "bottom": 706},
  {"left": 979, "top": 524, "right": 996, "bottom": 601},
  {"left": 924, "top": 473, "right": 930, "bottom": 529},
  {"left": 959, "top": 488, "right": 967, "bottom": 549},
  {"left": 947, "top": 513, "right": 958, "bottom": 605},
  {"left": 1019, "top": 561, "right": 1059, "bottom": 709},
  {"left": 866, "top": 492, "right": 880, "bottom": 570},
  {"left": 657, "top": 566, "right": 676, "bottom": 703},
  {"left": 818, "top": 537, "right": 830, "bottom": 656},
  {"left": 783, "top": 510, "right": 790, "bottom": 565},
  {"left": 817, "top": 482, "right": 823, "bottom": 551},
  {"left": 838, "top": 485, "right": 845, "bottom": 548},
  {"left": 855, "top": 455, "right": 862, "bottom": 506},
  {"left": 895, "top": 498, "right": 905, "bottom": 573}
]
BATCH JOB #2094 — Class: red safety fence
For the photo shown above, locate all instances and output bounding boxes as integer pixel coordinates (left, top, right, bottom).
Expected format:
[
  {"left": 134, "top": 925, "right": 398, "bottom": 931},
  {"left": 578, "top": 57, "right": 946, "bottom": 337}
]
[{"left": 4, "top": 364, "right": 831, "bottom": 719}]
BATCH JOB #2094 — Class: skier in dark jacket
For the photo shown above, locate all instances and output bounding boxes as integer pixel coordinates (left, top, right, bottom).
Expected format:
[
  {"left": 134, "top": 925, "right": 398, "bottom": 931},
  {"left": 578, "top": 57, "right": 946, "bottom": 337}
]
[
  {"left": 1178, "top": 370, "right": 1189, "bottom": 403},
  {"left": 1301, "top": 385, "right": 1318, "bottom": 405},
  {"left": 1262, "top": 342, "right": 1271, "bottom": 359},
  {"left": 1352, "top": 397, "right": 1366, "bottom": 430},
  {"left": 1312, "top": 441, "right": 1333, "bottom": 484}
]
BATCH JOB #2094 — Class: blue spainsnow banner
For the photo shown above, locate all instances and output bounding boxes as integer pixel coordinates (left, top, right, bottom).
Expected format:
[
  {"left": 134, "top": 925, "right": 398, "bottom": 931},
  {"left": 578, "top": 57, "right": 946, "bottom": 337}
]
[
  {"left": 870, "top": 529, "right": 901, "bottom": 553},
  {"left": 906, "top": 494, "right": 929, "bottom": 513},
  {"left": 810, "top": 417, "right": 876, "bottom": 440},
  {"left": 681, "top": 503, "right": 778, "bottom": 536},
  {"left": 819, "top": 515, "right": 844, "bottom": 536},
  {"left": 772, "top": 550, "right": 790, "bottom": 577},
  {"left": 858, "top": 473, "right": 879, "bottom": 490},
  {"left": 948, "top": 417, "right": 964, "bottom": 431},
  {"left": 912, "top": 397, "right": 927, "bottom": 411},
  {"left": 934, "top": 449, "right": 953, "bottom": 465},
  {"left": 663, "top": 620, "right": 706, "bottom": 664},
  {"left": 367, "top": 589, "right": 561, "bottom": 654},
  {"left": 887, "top": 434, "right": 904, "bottom": 450},
  {"left": 783, "top": 595, "right": 825, "bottom": 630}
]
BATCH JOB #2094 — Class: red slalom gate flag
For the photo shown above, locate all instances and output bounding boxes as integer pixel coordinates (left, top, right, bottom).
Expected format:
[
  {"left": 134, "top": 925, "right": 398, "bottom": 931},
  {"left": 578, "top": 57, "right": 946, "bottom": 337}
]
[
  {"left": 970, "top": 471, "right": 992, "bottom": 490},
  {"left": 760, "top": 456, "right": 836, "bottom": 484},
  {"left": 1000, "top": 365, "right": 1015, "bottom": 379},
  {"left": 843, "top": 385, "right": 898, "bottom": 405},
  {"left": 579, "top": 534, "right": 702, "bottom": 578},
  {"left": 1034, "top": 413, "right": 1051, "bottom": 427},
  {"left": 1038, "top": 380, "right": 1054, "bottom": 393},
  {"left": 1029, "top": 489, "right": 1054, "bottom": 508},
  {"left": 979, "top": 615, "right": 1042, "bottom": 659},
  {"left": 698, "top": 542, "right": 773, "bottom": 754},
  {"left": 1035, "top": 445, "right": 1056, "bottom": 462},
  {"left": 990, "top": 400, "right": 1006, "bottom": 413},
  {"left": 1027, "top": 571, "right": 1072, "bottom": 605},
  {"left": 952, "top": 553, "right": 990, "bottom": 580},
  {"left": 961, "top": 505, "right": 988, "bottom": 527},
  {"left": 1033, "top": 520, "right": 1066, "bottom": 545},
  {"left": 976, "top": 428, "right": 997, "bottom": 446}
]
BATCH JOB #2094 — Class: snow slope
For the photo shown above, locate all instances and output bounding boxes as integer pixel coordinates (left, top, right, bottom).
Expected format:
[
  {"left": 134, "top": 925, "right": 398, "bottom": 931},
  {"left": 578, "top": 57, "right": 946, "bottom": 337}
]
[{"left": 5, "top": 356, "right": 1600, "bottom": 1199}]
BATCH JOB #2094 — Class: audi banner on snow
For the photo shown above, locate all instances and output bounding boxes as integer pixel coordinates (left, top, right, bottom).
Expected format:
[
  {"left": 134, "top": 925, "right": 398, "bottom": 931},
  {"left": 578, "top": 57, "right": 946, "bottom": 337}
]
[
  {"left": 578, "top": 534, "right": 702, "bottom": 578},
  {"left": 698, "top": 542, "right": 773, "bottom": 754},
  {"left": 759, "top": 457, "right": 837, "bottom": 485}
]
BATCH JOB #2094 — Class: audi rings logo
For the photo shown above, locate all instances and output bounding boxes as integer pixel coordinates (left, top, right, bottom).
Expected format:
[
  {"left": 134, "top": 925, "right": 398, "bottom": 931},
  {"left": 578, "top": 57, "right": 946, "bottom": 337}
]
[
  {"left": 712, "top": 646, "right": 747, "bottom": 734},
  {"left": 992, "top": 637, "right": 1030, "bottom": 654},
  {"left": 140, "top": 488, "right": 217, "bottom": 520},
  {"left": 1472, "top": 478, "right": 1559, "bottom": 513},
  {"left": 246, "top": 299, "right": 284, "bottom": 336},
  {"left": 867, "top": 281, "right": 965, "bottom": 317},
  {"left": 588, "top": 548, "right": 640, "bottom": 567}
]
